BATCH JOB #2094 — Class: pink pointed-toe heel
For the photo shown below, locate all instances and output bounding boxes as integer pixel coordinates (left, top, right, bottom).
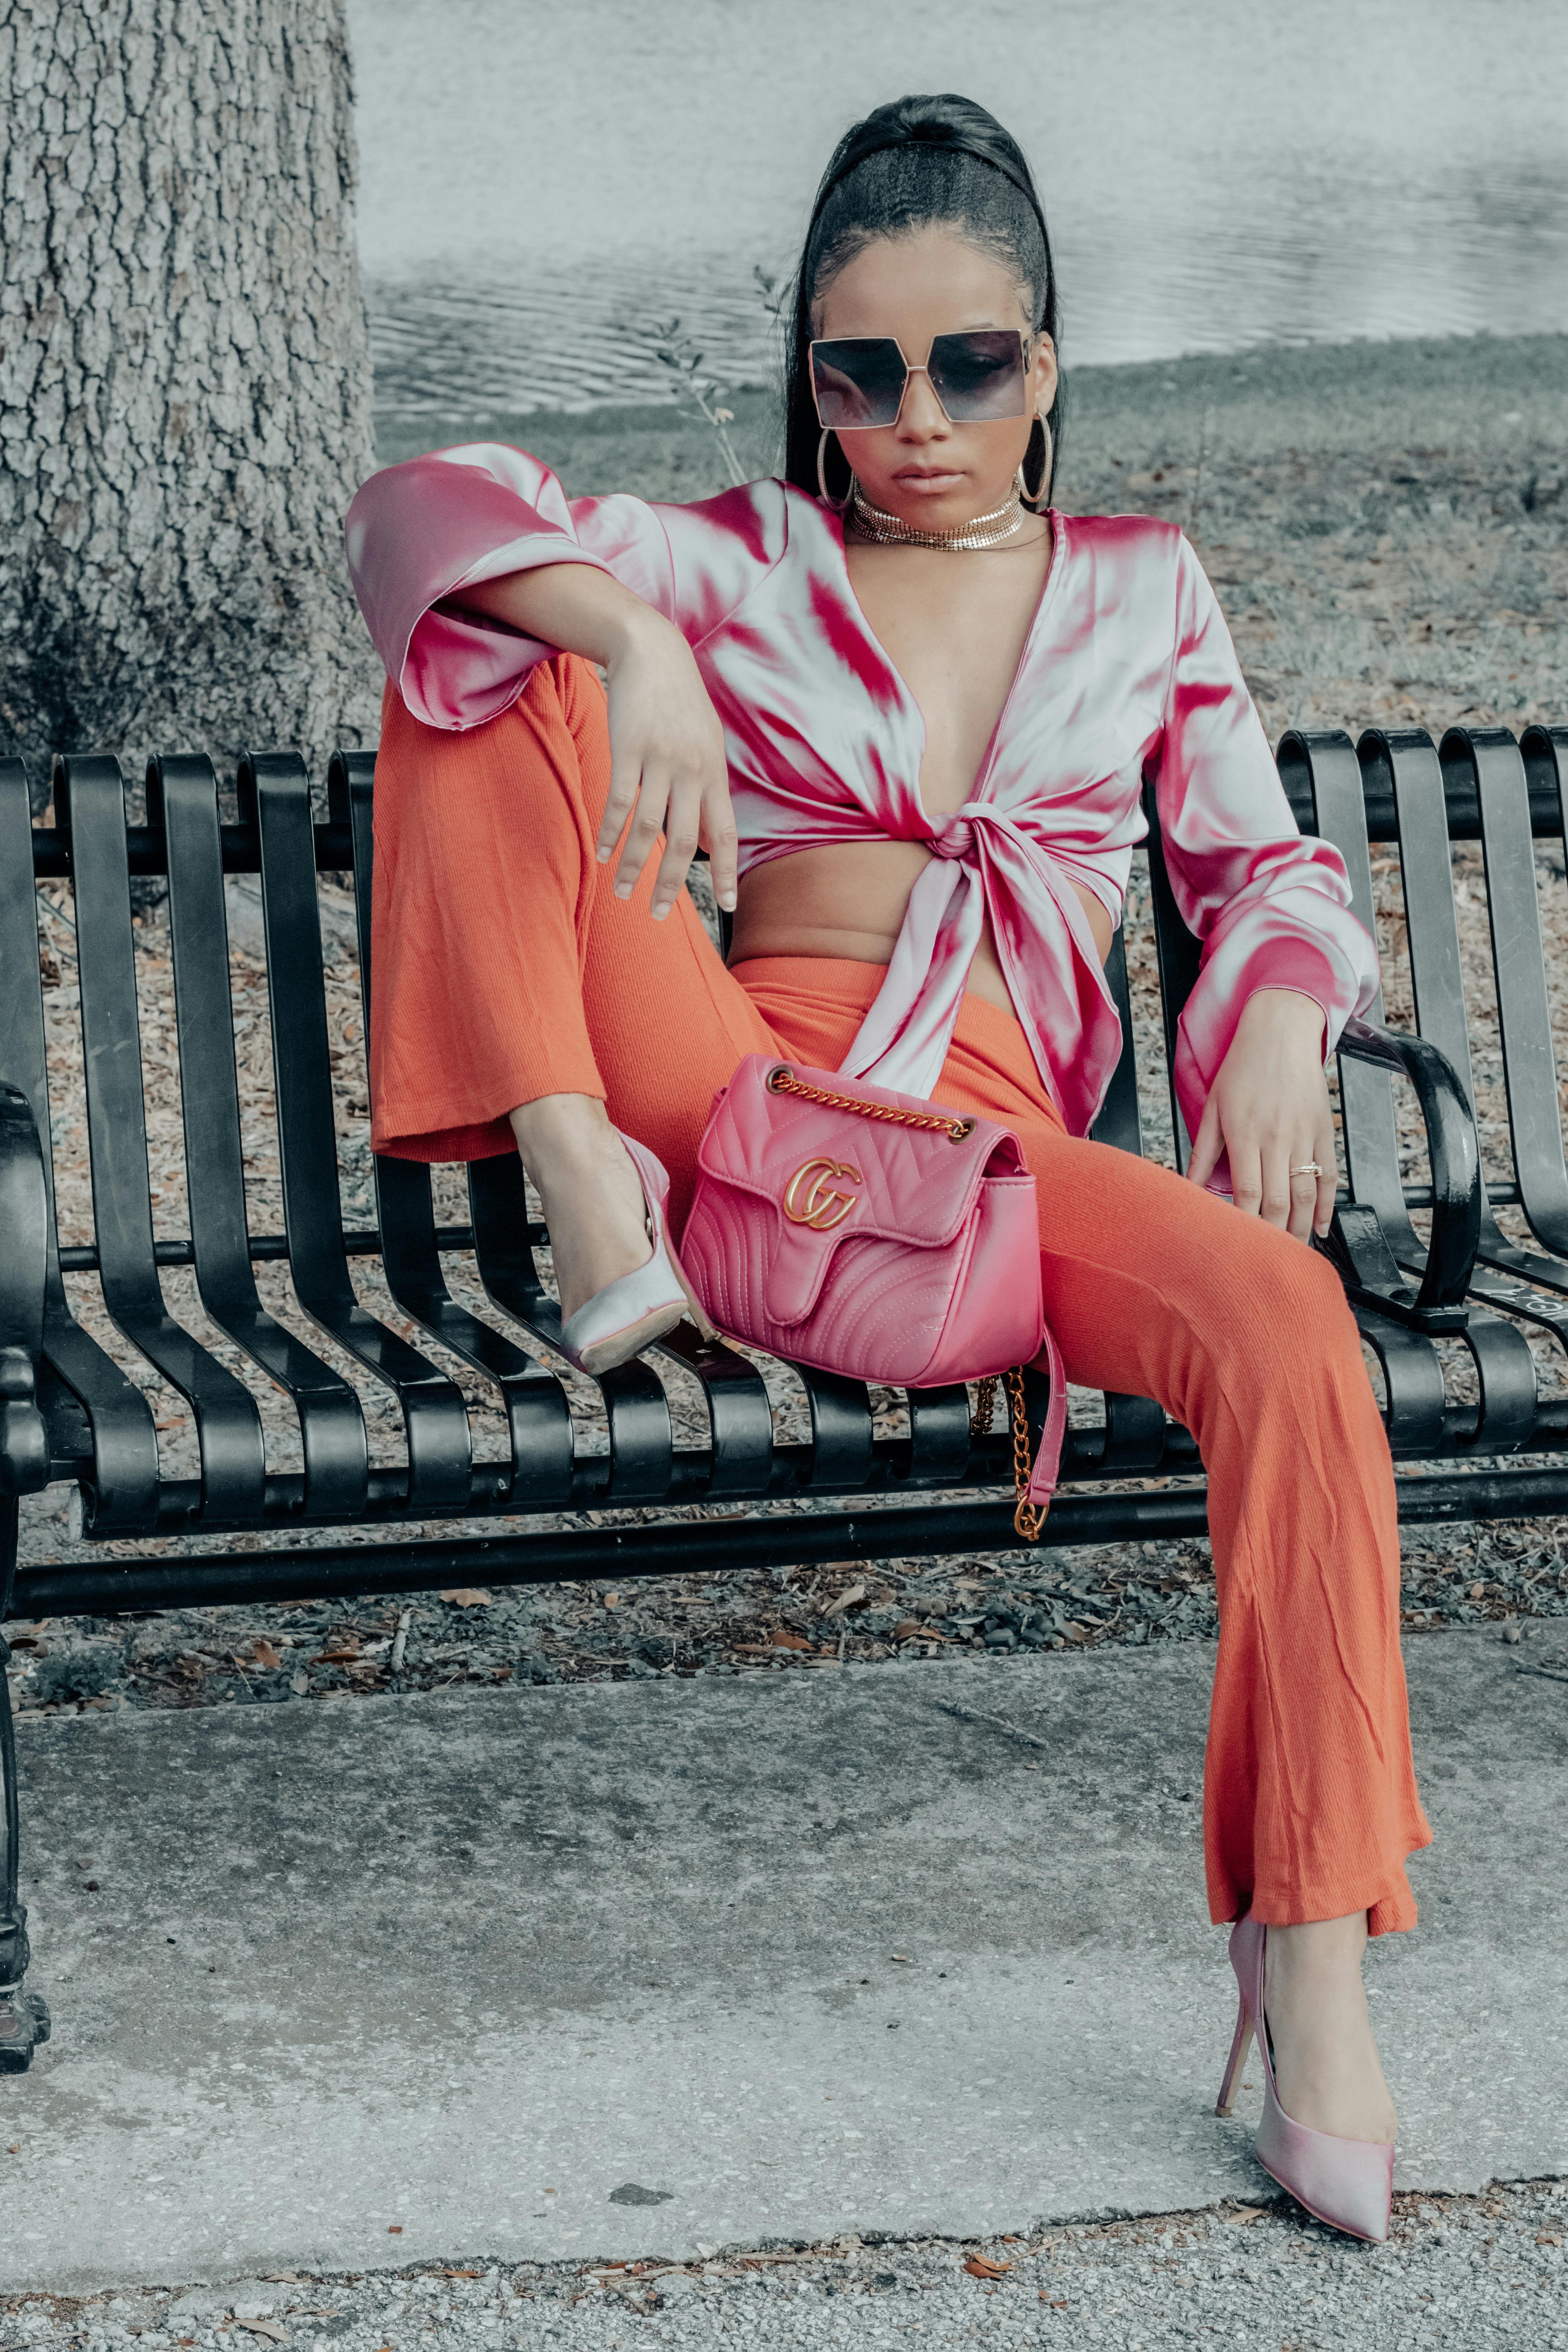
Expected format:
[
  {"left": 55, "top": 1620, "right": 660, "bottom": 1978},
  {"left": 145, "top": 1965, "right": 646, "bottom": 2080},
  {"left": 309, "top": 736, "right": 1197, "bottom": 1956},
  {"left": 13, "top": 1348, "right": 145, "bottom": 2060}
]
[
  {"left": 1216, "top": 1912, "right": 1394, "bottom": 2244},
  {"left": 556, "top": 1129, "right": 710, "bottom": 1377}
]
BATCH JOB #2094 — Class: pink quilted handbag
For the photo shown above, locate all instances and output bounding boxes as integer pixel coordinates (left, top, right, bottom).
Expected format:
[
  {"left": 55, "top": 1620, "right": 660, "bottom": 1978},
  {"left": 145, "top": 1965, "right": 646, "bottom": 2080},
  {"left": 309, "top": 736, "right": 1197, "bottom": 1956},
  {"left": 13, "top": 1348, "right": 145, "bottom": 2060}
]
[{"left": 680, "top": 1055, "right": 1066, "bottom": 1534}]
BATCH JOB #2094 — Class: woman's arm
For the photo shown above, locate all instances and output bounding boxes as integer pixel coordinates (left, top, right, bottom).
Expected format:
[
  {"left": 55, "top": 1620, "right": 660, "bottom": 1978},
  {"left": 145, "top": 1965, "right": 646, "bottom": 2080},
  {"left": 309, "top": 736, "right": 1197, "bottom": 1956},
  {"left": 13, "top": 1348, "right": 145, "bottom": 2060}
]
[
  {"left": 455, "top": 564, "right": 736, "bottom": 919},
  {"left": 1153, "top": 534, "right": 1378, "bottom": 1240},
  {"left": 344, "top": 448, "right": 775, "bottom": 917}
]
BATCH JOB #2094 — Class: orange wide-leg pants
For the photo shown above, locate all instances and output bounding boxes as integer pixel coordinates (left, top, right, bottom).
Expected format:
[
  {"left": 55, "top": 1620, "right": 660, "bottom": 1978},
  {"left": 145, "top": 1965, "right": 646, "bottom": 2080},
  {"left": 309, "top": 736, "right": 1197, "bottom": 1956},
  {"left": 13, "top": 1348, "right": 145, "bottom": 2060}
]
[{"left": 370, "top": 655, "right": 1432, "bottom": 1935}]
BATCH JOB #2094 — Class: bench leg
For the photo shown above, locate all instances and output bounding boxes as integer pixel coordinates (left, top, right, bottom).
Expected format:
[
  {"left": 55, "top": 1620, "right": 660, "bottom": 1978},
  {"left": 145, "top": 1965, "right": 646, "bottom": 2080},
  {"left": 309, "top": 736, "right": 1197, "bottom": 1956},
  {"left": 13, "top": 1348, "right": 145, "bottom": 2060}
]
[{"left": 0, "top": 1498, "right": 48, "bottom": 2072}]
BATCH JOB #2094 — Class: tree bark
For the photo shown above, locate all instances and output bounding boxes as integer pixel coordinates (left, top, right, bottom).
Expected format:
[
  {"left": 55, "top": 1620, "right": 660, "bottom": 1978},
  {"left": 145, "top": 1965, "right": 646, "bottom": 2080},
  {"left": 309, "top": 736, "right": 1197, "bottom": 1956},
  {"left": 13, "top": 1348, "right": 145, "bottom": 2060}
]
[{"left": 0, "top": 0, "right": 382, "bottom": 782}]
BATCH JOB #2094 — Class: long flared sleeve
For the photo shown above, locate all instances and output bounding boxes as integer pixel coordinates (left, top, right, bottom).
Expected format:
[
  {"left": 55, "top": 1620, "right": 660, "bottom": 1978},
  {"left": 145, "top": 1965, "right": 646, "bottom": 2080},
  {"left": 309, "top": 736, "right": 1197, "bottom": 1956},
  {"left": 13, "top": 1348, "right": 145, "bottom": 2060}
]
[
  {"left": 1155, "top": 534, "right": 1380, "bottom": 1144},
  {"left": 344, "top": 444, "right": 786, "bottom": 730}
]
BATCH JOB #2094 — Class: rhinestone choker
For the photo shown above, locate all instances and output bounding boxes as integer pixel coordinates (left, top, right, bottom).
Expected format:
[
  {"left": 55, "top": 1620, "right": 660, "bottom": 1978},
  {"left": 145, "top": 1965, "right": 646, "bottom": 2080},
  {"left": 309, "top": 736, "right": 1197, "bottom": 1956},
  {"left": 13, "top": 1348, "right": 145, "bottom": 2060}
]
[{"left": 848, "top": 483, "right": 1028, "bottom": 551}]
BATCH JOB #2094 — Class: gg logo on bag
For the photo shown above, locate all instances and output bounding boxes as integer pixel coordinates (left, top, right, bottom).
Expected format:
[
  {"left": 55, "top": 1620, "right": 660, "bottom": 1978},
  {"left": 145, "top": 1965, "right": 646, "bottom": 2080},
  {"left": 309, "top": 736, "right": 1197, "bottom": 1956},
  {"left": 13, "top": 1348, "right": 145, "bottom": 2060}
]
[{"left": 782, "top": 1157, "right": 864, "bottom": 1232}]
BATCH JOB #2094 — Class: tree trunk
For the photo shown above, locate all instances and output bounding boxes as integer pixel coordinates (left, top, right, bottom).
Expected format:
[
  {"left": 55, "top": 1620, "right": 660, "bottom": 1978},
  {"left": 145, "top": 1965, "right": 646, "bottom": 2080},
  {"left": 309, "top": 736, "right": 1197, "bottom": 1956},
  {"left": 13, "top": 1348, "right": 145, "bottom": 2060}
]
[{"left": 0, "top": 0, "right": 382, "bottom": 783}]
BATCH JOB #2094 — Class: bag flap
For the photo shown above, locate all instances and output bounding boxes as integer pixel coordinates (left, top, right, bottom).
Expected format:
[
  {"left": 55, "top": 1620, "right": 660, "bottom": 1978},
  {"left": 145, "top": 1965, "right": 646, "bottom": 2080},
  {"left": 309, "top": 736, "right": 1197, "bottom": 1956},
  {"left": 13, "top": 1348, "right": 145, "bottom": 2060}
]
[{"left": 697, "top": 1053, "right": 1027, "bottom": 1251}]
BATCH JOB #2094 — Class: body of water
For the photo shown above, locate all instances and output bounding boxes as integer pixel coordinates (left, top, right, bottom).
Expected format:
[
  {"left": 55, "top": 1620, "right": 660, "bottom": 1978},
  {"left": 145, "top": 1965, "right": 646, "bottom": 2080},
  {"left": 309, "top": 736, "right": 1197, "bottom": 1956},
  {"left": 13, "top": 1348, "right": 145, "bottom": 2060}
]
[{"left": 347, "top": 0, "right": 1568, "bottom": 419}]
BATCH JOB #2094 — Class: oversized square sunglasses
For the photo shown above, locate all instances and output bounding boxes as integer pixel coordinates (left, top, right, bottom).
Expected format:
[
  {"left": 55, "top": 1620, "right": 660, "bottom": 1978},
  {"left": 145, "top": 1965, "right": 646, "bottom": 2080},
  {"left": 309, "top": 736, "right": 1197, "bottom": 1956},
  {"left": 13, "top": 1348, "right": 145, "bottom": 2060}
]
[{"left": 809, "top": 329, "right": 1032, "bottom": 431}]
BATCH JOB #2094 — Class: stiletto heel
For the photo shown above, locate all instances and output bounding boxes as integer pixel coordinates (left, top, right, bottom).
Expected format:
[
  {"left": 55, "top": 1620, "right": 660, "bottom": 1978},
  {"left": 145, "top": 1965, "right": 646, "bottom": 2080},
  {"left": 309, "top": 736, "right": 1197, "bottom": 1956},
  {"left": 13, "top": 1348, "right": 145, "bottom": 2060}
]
[
  {"left": 1215, "top": 1991, "right": 1254, "bottom": 2120},
  {"left": 1221, "top": 1913, "right": 1394, "bottom": 2244},
  {"left": 556, "top": 1130, "right": 709, "bottom": 1376}
]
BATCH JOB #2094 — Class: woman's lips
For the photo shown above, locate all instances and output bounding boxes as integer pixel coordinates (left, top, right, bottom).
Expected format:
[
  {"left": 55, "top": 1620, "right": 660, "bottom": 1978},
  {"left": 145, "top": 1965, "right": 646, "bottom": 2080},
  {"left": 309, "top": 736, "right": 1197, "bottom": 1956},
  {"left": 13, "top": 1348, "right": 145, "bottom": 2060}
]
[{"left": 892, "top": 468, "right": 965, "bottom": 492}]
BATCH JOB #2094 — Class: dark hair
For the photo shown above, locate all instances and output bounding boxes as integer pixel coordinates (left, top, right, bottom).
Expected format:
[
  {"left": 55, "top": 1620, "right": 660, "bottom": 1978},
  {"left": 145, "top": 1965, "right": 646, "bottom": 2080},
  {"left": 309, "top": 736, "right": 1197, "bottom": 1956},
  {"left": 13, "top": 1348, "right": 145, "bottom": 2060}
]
[{"left": 783, "top": 94, "right": 1063, "bottom": 507}]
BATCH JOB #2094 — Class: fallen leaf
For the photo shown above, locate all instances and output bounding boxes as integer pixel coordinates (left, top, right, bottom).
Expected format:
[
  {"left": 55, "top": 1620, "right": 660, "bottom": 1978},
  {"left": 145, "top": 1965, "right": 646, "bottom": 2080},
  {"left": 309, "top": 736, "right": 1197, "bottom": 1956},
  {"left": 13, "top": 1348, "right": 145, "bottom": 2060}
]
[
  {"left": 230, "top": 2323, "right": 289, "bottom": 2344},
  {"left": 1223, "top": 2205, "right": 1266, "bottom": 2225},
  {"left": 313, "top": 1651, "right": 362, "bottom": 1665},
  {"left": 963, "top": 2255, "right": 1011, "bottom": 2278},
  {"left": 387, "top": 2223, "right": 403, "bottom": 2234},
  {"left": 1537, "top": 2232, "right": 1563, "bottom": 2246},
  {"left": 440, "top": 1588, "right": 492, "bottom": 1607},
  {"left": 892, "top": 1621, "right": 925, "bottom": 1639},
  {"left": 443, "top": 2271, "right": 482, "bottom": 2279},
  {"left": 770, "top": 1628, "right": 814, "bottom": 1650},
  {"left": 603, "top": 1593, "right": 620, "bottom": 1609},
  {"left": 820, "top": 1582, "right": 868, "bottom": 1619},
  {"left": 249, "top": 1640, "right": 283, "bottom": 1671},
  {"left": 1041, "top": 2295, "right": 1068, "bottom": 2307},
  {"left": 6, "top": 2143, "right": 19, "bottom": 2154}
]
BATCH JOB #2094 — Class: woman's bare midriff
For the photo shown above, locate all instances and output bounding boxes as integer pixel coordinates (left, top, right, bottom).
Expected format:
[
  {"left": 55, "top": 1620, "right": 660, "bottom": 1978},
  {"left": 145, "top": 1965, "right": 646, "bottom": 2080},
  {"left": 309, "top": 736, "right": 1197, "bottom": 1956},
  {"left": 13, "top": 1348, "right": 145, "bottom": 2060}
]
[{"left": 728, "top": 837, "right": 1114, "bottom": 1015}]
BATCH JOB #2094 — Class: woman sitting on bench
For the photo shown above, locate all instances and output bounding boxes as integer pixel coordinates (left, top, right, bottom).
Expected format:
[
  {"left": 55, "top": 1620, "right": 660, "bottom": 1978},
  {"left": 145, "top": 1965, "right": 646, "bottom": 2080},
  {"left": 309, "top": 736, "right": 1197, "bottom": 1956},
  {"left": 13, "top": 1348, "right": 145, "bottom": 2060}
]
[{"left": 346, "top": 93, "right": 1428, "bottom": 2242}]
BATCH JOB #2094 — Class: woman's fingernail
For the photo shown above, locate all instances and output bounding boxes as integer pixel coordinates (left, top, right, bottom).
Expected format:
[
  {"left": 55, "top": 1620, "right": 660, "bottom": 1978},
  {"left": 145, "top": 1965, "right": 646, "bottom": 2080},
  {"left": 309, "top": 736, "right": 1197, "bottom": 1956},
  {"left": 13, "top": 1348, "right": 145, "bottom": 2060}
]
[
  {"left": 597, "top": 848, "right": 611, "bottom": 862},
  {"left": 719, "top": 893, "right": 737, "bottom": 912},
  {"left": 651, "top": 903, "right": 669, "bottom": 921},
  {"left": 614, "top": 883, "right": 631, "bottom": 900}
]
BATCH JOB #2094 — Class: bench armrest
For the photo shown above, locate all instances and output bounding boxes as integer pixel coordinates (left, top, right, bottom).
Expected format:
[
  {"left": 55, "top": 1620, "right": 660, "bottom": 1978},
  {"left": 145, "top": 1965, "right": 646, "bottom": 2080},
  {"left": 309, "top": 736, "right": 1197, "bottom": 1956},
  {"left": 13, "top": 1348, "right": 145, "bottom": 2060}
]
[
  {"left": 0, "top": 1084, "right": 50, "bottom": 1505},
  {"left": 1336, "top": 1015, "right": 1482, "bottom": 1316}
]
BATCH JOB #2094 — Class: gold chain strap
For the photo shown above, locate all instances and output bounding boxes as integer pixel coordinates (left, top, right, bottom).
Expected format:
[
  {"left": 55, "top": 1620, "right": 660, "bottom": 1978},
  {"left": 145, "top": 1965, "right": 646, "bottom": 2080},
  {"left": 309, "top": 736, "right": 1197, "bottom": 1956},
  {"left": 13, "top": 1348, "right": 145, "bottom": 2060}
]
[
  {"left": 969, "top": 1368, "right": 1043, "bottom": 1542},
  {"left": 767, "top": 1065, "right": 974, "bottom": 1143},
  {"left": 1007, "top": 1366, "right": 1043, "bottom": 1542}
]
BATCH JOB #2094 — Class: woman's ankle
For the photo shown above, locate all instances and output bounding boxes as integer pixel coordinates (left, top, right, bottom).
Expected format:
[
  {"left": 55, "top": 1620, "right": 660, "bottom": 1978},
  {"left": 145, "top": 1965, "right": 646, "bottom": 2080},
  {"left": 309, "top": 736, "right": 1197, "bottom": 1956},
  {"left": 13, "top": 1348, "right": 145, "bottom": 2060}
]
[
  {"left": 1266, "top": 1911, "right": 1369, "bottom": 1980},
  {"left": 508, "top": 1094, "right": 653, "bottom": 1320},
  {"left": 1263, "top": 1910, "right": 1397, "bottom": 2145}
]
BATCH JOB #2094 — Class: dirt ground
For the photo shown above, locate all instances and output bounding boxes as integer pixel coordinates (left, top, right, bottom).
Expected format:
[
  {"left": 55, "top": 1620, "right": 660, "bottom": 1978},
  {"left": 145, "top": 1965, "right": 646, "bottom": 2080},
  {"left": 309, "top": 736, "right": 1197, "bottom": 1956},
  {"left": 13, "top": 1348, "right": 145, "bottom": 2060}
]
[{"left": 10, "top": 330, "right": 1568, "bottom": 1715}]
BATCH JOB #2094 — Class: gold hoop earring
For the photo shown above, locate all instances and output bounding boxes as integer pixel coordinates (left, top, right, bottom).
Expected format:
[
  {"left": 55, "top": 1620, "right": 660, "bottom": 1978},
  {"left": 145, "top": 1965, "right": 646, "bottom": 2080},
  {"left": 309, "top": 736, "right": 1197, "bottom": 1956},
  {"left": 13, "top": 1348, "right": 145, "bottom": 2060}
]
[
  {"left": 1016, "top": 417, "right": 1053, "bottom": 509},
  {"left": 817, "top": 428, "right": 853, "bottom": 511}
]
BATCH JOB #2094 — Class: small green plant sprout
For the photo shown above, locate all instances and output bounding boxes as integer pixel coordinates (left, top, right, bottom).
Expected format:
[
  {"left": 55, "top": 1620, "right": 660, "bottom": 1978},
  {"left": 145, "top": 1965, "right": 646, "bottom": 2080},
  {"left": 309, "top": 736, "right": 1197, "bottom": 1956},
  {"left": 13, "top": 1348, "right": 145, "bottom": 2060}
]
[
  {"left": 641, "top": 315, "right": 746, "bottom": 488},
  {"left": 753, "top": 264, "right": 789, "bottom": 325}
]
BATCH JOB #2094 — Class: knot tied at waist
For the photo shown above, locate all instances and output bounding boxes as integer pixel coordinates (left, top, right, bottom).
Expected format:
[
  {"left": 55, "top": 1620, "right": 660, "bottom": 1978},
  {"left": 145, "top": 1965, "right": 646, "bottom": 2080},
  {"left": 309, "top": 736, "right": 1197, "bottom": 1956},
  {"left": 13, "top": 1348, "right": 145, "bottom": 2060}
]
[{"left": 926, "top": 809, "right": 980, "bottom": 861}]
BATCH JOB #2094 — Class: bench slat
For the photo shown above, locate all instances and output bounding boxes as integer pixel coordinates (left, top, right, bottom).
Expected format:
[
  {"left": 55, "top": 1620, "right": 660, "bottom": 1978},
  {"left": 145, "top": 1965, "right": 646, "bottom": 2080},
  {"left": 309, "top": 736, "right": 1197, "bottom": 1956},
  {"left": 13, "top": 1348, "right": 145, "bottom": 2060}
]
[
  {"left": 242, "top": 753, "right": 475, "bottom": 1514},
  {"left": 652, "top": 1323, "right": 781, "bottom": 1499},
  {"left": 1353, "top": 1309, "right": 1448, "bottom": 1454},
  {"left": 58, "top": 756, "right": 269, "bottom": 1524},
  {"left": 0, "top": 761, "right": 163, "bottom": 1531},
  {"left": 1292, "top": 734, "right": 1414, "bottom": 1250},
  {"left": 1459, "top": 727, "right": 1568, "bottom": 1259},
  {"left": 155, "top": 753, "right": 372, "bottom": 1519},
  {"left": 1141, "top": 786, "right": 1201, "bottom": 1174},
  {"left": 1088, "top": 928, "right": 1143, "bottom": 1155}
]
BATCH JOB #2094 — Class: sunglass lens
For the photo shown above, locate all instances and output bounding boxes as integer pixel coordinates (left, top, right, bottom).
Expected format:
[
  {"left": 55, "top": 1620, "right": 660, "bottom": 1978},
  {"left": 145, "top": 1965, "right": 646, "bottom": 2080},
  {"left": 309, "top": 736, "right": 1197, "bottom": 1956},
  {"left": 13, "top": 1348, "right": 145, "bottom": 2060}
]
[
  {"left": 810, "top": 338, "right": 907, "bottom": 429},
  {"left": 927, "top": 331, "right": 1027, "bottom": 421}
]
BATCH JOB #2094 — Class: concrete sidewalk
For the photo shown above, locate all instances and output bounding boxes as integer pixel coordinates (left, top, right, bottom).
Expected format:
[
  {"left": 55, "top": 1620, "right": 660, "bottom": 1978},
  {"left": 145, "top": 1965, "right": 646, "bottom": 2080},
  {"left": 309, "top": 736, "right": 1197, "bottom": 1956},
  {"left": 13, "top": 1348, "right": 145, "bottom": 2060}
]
[{"left": 0, "top": 1627, "right": 1563, "bottom": 2292}]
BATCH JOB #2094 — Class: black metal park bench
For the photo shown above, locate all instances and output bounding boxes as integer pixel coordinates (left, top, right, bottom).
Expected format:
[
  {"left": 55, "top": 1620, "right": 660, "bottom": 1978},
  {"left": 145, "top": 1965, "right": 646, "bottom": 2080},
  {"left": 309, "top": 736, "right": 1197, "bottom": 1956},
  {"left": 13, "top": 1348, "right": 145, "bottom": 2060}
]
[{"left": 3, "top": 719, "right": 1568, "bottom": 2070}]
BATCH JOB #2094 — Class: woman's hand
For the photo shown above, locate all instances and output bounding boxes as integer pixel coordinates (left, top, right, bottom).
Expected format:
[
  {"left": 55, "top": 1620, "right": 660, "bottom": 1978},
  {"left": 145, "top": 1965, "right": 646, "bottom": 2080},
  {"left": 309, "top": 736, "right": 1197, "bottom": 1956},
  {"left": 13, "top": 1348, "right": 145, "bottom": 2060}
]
[
  {"left": 1187, "top": 988, "right": 1337, "bottom": 1241},
  {"left": 599, "top": 608, "right": 736, "bottom": 921},
  {"left": 450, "top": 562, "right": 737, "bottom": 923}
]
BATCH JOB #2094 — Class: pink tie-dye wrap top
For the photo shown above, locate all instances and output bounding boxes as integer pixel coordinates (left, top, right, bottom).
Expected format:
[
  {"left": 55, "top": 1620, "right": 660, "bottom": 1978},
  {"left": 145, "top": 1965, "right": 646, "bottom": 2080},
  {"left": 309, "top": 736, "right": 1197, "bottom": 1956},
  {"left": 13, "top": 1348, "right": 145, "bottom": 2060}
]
[{"left": 345, "top": 446, "right": 1378, "bottom": 1141}]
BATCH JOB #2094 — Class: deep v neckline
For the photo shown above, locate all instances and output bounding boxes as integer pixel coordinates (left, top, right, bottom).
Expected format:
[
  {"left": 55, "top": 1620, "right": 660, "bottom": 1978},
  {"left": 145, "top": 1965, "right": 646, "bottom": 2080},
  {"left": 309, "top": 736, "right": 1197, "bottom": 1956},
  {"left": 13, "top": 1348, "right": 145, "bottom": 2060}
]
[{"left": 834, "top": 506, "right": 1066, "bottom": 820}]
